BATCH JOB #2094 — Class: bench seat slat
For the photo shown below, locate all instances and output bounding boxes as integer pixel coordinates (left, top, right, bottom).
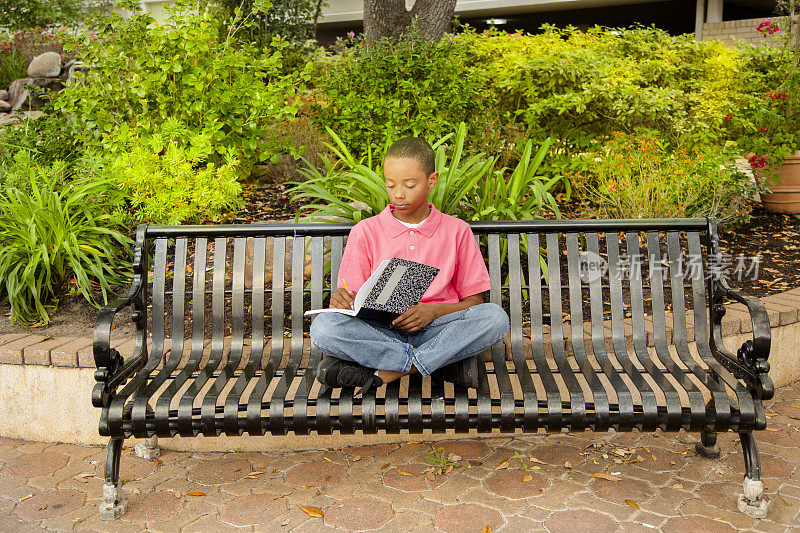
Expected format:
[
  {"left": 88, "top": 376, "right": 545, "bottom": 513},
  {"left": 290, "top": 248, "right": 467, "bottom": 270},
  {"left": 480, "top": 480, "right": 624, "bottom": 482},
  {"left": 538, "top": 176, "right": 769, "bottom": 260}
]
[
  {"left": 607, "top": 236, "right": 659, "bottom": 431},
  {"left": 508, "top": 234, "right": 538, "bottom": 432},
  {"left": 546, "top": 233, "right": 585, "bottom": 431},
  {"left": 526, "top": 233, "right": 563, "bottom": 431},
  {"left": 566, "top": 232, "right": 610, "bottom": 431},
  {"left": 585, "top": 232, "right": 634, "bottom": 431}
]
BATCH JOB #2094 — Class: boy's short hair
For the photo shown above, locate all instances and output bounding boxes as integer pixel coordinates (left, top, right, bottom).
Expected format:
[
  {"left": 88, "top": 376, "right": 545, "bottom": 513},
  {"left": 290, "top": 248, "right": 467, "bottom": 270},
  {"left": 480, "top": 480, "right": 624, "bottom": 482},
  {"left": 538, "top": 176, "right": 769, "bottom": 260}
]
[{"left": 385, "top": 137, "right": 435, "bottom": 177}]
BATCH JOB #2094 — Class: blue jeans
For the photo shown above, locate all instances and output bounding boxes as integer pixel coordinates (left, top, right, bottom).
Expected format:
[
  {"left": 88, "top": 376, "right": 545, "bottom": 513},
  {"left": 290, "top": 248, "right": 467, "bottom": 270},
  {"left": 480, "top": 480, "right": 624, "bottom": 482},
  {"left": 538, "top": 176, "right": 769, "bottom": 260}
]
[{"left": 309, "top": 303, "right": 509, "bottom": 376}]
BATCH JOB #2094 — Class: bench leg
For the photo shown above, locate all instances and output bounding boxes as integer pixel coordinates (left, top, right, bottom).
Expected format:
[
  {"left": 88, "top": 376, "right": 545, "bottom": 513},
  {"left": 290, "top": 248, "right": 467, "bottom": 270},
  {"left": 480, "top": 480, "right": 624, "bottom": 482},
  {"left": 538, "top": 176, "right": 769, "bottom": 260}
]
[
  {"left": 99, "top": 438, "right": 128, "bottom": 520},
  {"left": 695, "top": 428, "right": 721, "bottom": 459},
  {"left": 134, "top": 435, "right": 160, "bottom": 460},
  {"left": 737, "top": 431, "right": 769, "bottom": 518}
]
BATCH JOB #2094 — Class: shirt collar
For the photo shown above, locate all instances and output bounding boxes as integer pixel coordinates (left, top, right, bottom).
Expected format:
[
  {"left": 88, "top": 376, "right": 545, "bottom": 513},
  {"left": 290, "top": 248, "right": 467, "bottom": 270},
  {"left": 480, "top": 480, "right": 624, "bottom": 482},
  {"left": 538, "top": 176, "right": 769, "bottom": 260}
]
[{"left": 378, "top": 204, "right": 442, "bottom": 238}]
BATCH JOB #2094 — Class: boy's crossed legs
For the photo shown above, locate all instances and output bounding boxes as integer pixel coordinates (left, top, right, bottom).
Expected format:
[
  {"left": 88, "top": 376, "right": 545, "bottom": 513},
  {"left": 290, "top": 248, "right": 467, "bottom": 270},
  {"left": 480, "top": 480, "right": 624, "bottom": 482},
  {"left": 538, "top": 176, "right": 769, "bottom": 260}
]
[{"left": 309, "top": 303, "right": 509, "bottom": 392}]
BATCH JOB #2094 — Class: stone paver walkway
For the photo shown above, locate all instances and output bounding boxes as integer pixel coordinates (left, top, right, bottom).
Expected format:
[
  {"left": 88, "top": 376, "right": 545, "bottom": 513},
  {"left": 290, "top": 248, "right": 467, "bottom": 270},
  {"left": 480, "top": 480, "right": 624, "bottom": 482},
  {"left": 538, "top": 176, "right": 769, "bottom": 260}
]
[{"left": 3, "top": 383, "right": 800, "bottom": 532}]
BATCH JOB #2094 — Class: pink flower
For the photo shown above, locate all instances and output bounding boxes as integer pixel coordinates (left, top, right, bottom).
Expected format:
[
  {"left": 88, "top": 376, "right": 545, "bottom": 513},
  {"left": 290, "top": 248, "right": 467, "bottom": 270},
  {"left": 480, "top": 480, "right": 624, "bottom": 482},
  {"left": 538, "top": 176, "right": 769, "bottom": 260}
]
[
  {"left": 749, "top": 154, "right": 767, "bottom": 169},
  {"left": 1, "top": 45, "right": 10, "bottom": 50},
  {"left": 347, "top": 31, "right": 355, "bottom": 39},
  {"left": 757, "top": 21, "right": 770, "bottom": 30},
  {"left": 723, "top": 112, "right": 733, "bottom": 121},
  {"left": 759, "top": 126, "right": 767, "bottom": 132}
]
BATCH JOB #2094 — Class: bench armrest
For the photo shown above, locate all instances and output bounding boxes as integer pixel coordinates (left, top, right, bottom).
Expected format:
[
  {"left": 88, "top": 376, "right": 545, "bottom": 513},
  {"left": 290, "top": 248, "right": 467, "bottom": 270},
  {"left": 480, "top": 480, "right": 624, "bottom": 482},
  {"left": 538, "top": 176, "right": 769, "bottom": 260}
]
[
  {"left": 709, "top": 278, "right": 773, "bottom": 400},
  {"left": 92, "top": 226, "right": 148, "bottom": 408}
]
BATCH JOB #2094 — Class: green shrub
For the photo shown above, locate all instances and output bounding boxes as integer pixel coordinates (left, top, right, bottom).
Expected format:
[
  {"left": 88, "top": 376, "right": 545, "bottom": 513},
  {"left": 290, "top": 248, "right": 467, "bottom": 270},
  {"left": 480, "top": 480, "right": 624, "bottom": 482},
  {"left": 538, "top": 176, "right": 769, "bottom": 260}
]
[
  {"left": 0, "top": 155, "right": 132, "bottom": 325},
  {"left": 105, "top": 120, "right": 243, "bottom": 225},
  {"left": 459, "top": 25, "right": 745, "bottom": 174},
  {"left": 0, "top": 109, "right": 81, "bottom": 166},
  {"left": 576, "top": 132, "right": 760, "bottom": 228},
  {"left": 310, "top": 30, "right": 491, "bottom": 159},
  {"left": 55, "top": 1, "right": 302, "bottom": 169}
]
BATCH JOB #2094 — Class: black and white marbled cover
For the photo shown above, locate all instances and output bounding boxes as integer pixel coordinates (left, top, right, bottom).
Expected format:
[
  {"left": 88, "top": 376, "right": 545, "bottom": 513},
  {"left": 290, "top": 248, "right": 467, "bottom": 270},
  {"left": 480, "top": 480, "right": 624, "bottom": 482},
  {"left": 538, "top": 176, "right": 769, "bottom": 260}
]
[{"left": 362, "top": 258, "right": 439, "bottom": 315}]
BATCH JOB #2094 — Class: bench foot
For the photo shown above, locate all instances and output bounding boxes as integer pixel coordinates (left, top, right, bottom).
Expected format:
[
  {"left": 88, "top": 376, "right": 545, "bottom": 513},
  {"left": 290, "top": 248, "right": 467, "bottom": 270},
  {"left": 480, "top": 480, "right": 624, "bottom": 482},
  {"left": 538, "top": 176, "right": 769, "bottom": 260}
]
[
  {"left": 100, "top": 437, "right": 127, "bottom": 520},
  {"left": 737, "top": 431, "right": 769, "bottom": 518},
  {"left": 738, "top": 477, "right": 769, "bottom": 518},
  {"left": 695, "top": 429, "right": 720, "bottom": 459},
  {"left": 99, "top": 482, "right": 128, "bottom": 520},
  {"left": 134, "top": 435, "right": 160, "bottom": 460}
]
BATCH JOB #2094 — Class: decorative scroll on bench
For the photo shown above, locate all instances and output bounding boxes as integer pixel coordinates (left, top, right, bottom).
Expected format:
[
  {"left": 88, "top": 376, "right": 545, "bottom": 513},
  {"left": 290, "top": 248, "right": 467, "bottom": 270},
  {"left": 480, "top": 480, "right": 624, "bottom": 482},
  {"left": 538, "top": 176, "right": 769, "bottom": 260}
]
[{"left": 92, "top": 219, "right": 773, "bottom": 519}]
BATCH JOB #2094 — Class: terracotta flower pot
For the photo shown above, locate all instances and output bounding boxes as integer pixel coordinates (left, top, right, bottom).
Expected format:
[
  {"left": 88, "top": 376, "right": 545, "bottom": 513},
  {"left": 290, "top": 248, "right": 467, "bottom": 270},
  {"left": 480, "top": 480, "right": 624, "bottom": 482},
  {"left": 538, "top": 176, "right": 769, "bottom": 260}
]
[{"left": 758, "top": 151, "right": 800, "bottom": 215}]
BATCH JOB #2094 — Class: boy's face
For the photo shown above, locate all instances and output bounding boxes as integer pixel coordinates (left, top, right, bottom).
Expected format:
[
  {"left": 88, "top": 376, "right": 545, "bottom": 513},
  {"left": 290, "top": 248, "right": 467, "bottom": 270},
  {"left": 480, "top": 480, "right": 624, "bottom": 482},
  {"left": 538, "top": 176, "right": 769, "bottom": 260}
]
[{"left": 384, "top": 157, "right": 438, "bottom": 224}]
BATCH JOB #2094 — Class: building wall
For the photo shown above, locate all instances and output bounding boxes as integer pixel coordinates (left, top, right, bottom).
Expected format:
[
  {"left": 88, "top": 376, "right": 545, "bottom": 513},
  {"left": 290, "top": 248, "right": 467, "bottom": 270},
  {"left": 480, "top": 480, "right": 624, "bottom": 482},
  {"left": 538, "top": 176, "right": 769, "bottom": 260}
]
[{"left": 702, "top": 16, "right": 786, "bottom": 46}]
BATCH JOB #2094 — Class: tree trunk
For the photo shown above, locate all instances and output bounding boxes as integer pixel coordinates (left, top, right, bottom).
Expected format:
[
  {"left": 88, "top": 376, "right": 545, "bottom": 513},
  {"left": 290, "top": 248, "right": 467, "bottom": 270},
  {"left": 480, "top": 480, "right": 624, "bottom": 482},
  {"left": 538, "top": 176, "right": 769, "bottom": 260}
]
[{"left": 363, "top": 0, "right": 457, "bottom": 43}]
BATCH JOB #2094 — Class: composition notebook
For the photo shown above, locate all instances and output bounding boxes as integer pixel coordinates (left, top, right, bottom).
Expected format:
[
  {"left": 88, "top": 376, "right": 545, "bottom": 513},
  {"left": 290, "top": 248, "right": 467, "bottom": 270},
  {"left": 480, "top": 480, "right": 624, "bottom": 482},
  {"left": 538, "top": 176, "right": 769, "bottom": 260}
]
[{"left": 305, "top": 257, "right": 439, "bottom": 324}]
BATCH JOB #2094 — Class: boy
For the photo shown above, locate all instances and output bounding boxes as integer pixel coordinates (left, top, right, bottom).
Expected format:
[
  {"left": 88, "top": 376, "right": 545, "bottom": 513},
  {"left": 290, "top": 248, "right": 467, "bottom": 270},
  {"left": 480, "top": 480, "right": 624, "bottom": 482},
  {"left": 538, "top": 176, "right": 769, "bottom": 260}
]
[{"left": 310, "top": 137, "right": 509, "bottom": 393}]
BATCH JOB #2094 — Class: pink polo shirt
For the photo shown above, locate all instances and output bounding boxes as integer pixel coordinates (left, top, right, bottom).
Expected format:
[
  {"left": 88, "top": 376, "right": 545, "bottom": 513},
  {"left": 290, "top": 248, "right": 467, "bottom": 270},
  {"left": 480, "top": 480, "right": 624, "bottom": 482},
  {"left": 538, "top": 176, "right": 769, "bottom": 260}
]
[{"left": 337, "top": 205, "right": 491, "bottom": 304}]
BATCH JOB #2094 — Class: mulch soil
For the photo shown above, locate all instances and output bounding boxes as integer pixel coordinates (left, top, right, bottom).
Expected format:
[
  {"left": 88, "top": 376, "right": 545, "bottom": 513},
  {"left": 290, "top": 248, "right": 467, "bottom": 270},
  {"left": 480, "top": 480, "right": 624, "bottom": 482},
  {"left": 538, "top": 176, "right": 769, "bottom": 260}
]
[{"left": 1, "top": 182, "right": 798, "bottom": 338}]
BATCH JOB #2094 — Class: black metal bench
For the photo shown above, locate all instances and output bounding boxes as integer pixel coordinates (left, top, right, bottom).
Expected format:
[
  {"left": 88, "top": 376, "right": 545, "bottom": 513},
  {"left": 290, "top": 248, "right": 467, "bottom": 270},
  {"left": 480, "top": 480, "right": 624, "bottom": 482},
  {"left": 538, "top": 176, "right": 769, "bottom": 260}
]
[{"left": 92, "top": 218, "right": 773, "bottom": 519}]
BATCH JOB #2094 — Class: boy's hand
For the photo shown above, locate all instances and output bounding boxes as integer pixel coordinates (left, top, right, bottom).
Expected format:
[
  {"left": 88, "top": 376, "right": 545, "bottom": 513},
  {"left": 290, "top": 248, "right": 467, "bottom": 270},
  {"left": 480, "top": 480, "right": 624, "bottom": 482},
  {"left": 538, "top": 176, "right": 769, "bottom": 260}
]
[
  {"left": 330, "top": 288, "right": 356, "bottom": 310},
  {"left": 392, "top": 303, "right": 439, "bottom": 332}
]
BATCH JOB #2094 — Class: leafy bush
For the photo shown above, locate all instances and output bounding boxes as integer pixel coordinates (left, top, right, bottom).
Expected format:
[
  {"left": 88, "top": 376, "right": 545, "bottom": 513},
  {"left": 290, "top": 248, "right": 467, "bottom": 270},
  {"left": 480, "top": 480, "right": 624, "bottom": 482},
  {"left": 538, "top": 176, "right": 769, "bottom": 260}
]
[
  {"left": 0, "top": 110, "right": 81, "bottom": 165},
  {"left": 310, "top": 30, "right": 491, "bottom": 159},
  {"left": 105, "top": 120, "right": 243, "bottom": 225},
  {"left": 460, "top": 25, "right": 744, "bottom": 174},
  {"left": 576, "top": 132, "right": 760, "bottom": 228},
  {"left": 56, "top": 1, "right": 301, "bottom": 169},
  {"left": 0, "top": 155, "right": 131, "bottom": 325},
  {"left": 289, "top": 123, "right": 563, "bottom": 223}
]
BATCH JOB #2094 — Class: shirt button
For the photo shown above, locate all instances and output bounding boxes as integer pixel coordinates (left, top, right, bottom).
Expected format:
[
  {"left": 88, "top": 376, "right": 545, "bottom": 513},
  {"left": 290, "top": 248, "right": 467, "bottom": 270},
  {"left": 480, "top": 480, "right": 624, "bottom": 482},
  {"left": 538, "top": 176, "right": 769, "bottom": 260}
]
[
  {"left": 410, "top": 230, "right": 414, "bottom": 235},
  {"left": 410, "top": 245, "right": 415, "bottom": 250}
]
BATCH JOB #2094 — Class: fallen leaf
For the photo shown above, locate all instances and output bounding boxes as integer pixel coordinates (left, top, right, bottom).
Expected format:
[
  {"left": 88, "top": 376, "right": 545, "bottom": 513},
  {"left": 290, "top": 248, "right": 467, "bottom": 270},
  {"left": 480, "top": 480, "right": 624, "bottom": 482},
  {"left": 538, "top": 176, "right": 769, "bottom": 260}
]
[
  {"left": 281, "top": 518, "right": 291, "bottom": 526},
  {"left": 73, "top": 472, "right": 94, "bottom": 483},
  {"left": 713, "top": 516, "right": 723, "bottom": 520},
  {"left": 234, "top": 467, "right": 242, "bottom": 472},
  {"left": 445, "top": 464, "right": 453, "bottom": 474},
  {"left": 298, "top": 505, "right": 324, "bottom": 518},
  {"left": 670, "top": 461, "right": 676, "bottom": 465},
  {"left": 150, "top": 458, "right": 162, "bottom": 465},
  {"left": 564, "top": 461, "right": 572, "bottom": 469},
  {"left": 788, "top": 415, "right": 800, "bottom": 421},
  {"left": 642, "top": 447, "right": 650, "bottom": 453},
  {"left": 323, "top": 457, "right": 333, "bottom": 463},
  {"left": 42, "top": 336, "right": 54, "bottom": 341},
  {"left": 186, "top": 492, "right": 206, "bottom": 497},
  {"left": 406, "top": 441, "right": 421, "bottom": 444},
  {"left": 636, "top": 455, "right": 644, "bottom": 462},
  {"left": 381, "top": 463, "right": 391, "bottom": 470},
  {"left": 651, "top": 454, "right": 657, "bottom": 461},
  {"left": 448, "top": 453, "right": 461, "bottom": 462},
  {"left": 273, "top": 492, "right": 292, "bottom": 500},
  {"left": 766, "top": 428, "right": 782, "bottom": 432},
  {"left": 426, "top": 471, "right": 435, "bottom": 481},
  {"left": 351, "top": 455, "right": 361, "bottom": 462},
  {"left": 323, "top": 475, "right": 330, "bottom": 481},
  {"left": 672, "top": 483, "right": 684, "bottom": 489},
  {"left": 20, "top": 494, "right": 32, "bottom": 502},
  {"left": 530, "top": 457, "right": 547, "bottom": 465},
  {"left": 592, "top": 473, "right": 621, "bottom": 481},
  {"left": 522, "top": 475, "right": 533, "bottom": 482},
  {"left": 790, "top": 405, "right": 800, "bottom": 409},
  {"left": 496, "top": 460, "right": 509, "bottom": 470},
  {"left": 245, "top": 471, "right": 264, "bottom": 479},
  {"left": 38, "top": 504, "right": 48, "bottom": 511},
  {"left": 397, "top": 469, "right": 417, "bottom": 477},
  {"left": 31, "top": 322, "right": 43, "bottom": 328},
  {"left": 481, "top": 526, "right": 492, "bottom": 533},
  {"left": 625, "top": 499, "right": 639, "bottom": 509}
]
